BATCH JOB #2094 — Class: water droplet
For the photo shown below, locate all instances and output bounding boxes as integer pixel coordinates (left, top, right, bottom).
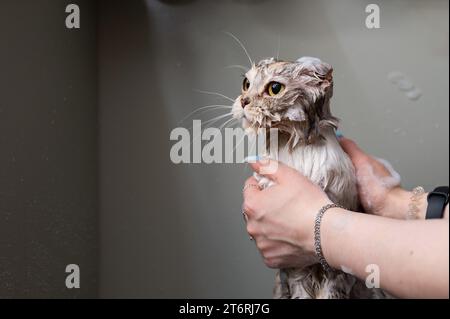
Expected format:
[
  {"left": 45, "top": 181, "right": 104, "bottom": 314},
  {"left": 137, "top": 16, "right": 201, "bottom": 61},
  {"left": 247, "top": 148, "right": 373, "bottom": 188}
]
[
  {"left": 406, "top": 89, "right": 422, "bottom": 101},
  {"left": 397, "top": 79, "right": 414, "bottom": 91},
  {"left": 387, "top": 71, "right": 404, "bottom": 84}
]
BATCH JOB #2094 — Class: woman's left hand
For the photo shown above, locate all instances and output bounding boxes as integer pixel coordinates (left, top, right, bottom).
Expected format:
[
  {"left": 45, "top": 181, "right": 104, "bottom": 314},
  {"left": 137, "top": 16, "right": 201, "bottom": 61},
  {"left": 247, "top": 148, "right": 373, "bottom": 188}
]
[{"left": 243, "top": 159, "right": 332, "bottom": 269}]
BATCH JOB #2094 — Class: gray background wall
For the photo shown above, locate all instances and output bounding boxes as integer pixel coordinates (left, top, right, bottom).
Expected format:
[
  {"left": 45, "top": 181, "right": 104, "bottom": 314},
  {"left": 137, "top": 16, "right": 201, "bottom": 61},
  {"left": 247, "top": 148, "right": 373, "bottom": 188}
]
[
  {"left": 0, "top": 0, "right": 447, "bottom": 299},
  {"left": 99, "top": 0, "right": 448, "bottom": 298},
  {"left": 0, "top": 0, "right": 98, "bottom": 298}
]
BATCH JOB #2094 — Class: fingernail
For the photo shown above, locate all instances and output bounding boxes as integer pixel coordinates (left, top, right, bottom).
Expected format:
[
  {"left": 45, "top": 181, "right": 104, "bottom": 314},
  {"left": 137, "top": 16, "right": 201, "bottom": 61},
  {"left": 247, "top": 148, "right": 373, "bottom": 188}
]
[
  {"left": 335, "top": 130, "right": 344, "bottom": 139},
  {"left": 243, "top": 155, "right": 260, "bottom": 163}
]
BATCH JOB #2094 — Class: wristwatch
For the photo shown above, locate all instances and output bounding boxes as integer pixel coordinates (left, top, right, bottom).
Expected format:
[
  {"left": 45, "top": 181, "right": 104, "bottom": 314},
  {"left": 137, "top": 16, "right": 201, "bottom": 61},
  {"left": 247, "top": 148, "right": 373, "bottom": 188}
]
[{"left": 425, "top": 186, "right": 449, "bottom": 219}]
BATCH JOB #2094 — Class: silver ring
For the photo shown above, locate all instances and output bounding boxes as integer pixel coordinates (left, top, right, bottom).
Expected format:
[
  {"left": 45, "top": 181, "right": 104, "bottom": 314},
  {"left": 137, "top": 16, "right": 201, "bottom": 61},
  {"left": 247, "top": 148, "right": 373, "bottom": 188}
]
[{"left": 242, "top": 183, "right": 260, "bottom": 193}]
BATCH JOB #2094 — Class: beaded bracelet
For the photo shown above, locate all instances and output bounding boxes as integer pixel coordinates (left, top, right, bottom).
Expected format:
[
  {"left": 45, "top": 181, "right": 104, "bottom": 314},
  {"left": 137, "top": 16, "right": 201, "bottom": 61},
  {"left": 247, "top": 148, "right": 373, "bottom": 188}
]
[
  {"left": 407, "top": 186, "right": 425, "bottom": 220},
  {"left": 314, "top": 203, "right": 343, "bottom": 272}
]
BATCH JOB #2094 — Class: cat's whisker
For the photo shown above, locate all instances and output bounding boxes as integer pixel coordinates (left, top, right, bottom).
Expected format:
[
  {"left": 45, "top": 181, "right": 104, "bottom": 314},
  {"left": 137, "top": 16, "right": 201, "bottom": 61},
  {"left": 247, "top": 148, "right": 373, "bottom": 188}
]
[
  {"left": 179, "top": 105, "right": 233, "bottom": 125},
  {"left": 193, "top": 89, "right": 235, "bottom": 103},
  {"left": 200, "top": 112, "right": 233, "bottom": 127},
  {"left": 209, "top": 117, "right": 236, "bottom": 141},
  {"left": 224, "top": 65, "right": 248, "bottom": 73},
  {"left": 275, "top": 35, "right": 281, "bottom": 61},
  {"left": 228, "top": 120, "right": 240, "bottom": 128},
  {"left": 224, "top": 31, "right": 253, "bottom": 66},
  {"left": 189, "top": 105, "right": 233, "bottom": 117},
  {"left": 191, "top": 107, "right": 234, "bottom": 120},
  {"left": 188, "top": 113, "right": 233, "bottom": 144},
  {"left": 189, "top": 115, "right": 235, "bottom": 149},
  {"left": 218, "top": 117, "right": 237, "bottom": 131},
  {"left": 210, "top": 117, "right": 237, "bottom": 144}
]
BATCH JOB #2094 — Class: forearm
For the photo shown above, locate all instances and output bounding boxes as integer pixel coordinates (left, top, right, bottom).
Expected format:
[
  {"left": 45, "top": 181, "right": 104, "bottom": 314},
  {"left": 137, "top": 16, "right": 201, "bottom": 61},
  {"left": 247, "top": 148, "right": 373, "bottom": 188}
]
[{"left": 321, "top": 208, "right": 449, "bottom": 298}]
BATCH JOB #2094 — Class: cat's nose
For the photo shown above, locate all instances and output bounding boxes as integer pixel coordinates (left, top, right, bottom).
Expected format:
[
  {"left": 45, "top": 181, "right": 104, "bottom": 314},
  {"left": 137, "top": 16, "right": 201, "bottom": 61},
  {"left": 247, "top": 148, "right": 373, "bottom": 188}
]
[{"left": 241, "top": 97, "right": 250, "bottom": 108}]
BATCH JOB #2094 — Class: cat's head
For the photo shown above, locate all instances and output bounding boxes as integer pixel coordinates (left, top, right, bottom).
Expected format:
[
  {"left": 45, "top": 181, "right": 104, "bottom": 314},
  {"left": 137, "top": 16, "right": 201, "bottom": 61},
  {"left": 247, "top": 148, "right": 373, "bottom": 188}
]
[{"left": 232, "top": 56, "right": 338, "bottom": 147}]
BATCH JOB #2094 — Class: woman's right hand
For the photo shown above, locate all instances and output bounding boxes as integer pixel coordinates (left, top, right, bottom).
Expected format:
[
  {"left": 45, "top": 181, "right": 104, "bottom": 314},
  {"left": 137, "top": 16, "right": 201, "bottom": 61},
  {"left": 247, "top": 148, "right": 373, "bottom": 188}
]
[{"left": 339, "top": 137, "right": 423, "bottom": 219}]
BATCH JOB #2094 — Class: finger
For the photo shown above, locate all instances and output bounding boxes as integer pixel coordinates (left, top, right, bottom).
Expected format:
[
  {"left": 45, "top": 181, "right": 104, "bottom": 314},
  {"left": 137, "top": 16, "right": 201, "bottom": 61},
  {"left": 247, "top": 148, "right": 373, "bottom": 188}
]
[
  {"left": 242, "top": 177, "right": 262, "bottom": 218},
  {"left": 242, "top": 176, "right": 261, "bottom": 197},
  {"left": 247, "top": 158, "right": 296, "bottom": 183},
  {"left": 339, "top": 137, "right": 368, "bottom": 162}
]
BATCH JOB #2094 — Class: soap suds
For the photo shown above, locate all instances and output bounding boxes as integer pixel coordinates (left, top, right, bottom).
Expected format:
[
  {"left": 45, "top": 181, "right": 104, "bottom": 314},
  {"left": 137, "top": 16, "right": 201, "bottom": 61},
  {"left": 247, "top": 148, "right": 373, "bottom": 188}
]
[
  {"left": 375, "top": 157, "right": 402, "bottom": 188},
  {"left": 387, "top": 71, "right": 422, "bottom": 101}
]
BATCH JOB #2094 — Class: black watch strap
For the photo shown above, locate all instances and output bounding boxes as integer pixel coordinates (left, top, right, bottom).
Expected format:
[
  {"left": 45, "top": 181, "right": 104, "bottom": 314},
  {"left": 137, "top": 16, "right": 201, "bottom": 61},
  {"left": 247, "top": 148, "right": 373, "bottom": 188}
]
[{"left": 425, "top": 186, "right": 449, "bottom": 219}]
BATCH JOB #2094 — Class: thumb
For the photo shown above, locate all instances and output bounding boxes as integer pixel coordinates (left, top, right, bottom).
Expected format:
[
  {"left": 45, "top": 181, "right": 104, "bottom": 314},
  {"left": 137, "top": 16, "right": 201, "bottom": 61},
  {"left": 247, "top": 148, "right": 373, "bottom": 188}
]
[{"left": 247, "top": 157, "right": 296, "bottom": 183}]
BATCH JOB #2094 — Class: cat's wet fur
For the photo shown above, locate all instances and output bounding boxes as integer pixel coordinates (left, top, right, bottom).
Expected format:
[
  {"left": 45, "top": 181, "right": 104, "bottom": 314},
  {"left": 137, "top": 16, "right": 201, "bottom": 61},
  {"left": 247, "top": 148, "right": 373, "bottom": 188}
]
[{"left": 233, "top": 57, "right": 389, "bottom": 299}]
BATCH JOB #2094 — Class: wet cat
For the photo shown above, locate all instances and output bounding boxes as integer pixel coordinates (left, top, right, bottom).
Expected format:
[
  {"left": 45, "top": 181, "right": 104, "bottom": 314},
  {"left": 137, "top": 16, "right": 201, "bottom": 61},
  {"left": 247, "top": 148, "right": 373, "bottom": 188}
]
[{"left": 232, "top": 56, "right": 388, "bottom": 299}]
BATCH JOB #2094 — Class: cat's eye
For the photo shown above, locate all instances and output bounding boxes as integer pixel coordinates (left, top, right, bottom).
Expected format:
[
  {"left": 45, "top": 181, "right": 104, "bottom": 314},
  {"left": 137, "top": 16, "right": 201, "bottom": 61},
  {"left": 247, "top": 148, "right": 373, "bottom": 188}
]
[
  {"left": 242, "top": 78, "right": 250, "bottom": 91},
  {"left": 267, "top": 82, "right": 285, "bottom": 96}
]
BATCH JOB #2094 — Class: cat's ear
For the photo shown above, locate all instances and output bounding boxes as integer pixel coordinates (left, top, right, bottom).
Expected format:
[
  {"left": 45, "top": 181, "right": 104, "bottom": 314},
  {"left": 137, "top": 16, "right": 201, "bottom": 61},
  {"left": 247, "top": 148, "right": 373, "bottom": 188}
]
[{"left": 296, "top": 56, "right": 333, "bottom": 91}]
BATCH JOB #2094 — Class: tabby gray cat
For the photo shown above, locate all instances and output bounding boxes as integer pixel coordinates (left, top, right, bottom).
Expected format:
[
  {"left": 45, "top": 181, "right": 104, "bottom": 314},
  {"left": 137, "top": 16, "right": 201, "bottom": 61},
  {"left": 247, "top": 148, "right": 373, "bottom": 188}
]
[{"left": 232, "top": 56, "right": 388, "bottom": 299}]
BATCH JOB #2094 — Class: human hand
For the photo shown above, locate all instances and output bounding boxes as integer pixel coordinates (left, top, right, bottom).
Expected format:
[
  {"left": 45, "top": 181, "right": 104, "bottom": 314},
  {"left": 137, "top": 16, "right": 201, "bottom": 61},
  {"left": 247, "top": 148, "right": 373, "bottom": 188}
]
[
  {"left": 242, "top": 159, "right": 334, "bottom": 269},
  {"left": 339, "top": 136, "right": 426, "bottom": 219}
]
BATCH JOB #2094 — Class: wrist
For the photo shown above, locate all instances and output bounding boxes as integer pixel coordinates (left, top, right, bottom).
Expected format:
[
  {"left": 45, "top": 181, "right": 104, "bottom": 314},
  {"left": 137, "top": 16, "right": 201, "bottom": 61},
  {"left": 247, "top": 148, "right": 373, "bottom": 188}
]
[
  {"left": 386, "top": 187, "right": 427, "bottom": 219},
  {"left": 411, "top": 190, "right": 428, "bottom": 220},
  {"left": 313, "top": 206, "right": 349, "bottom": 270},
  {"left": 297, "top": 200, "right": 334, "bottom": 259}
]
